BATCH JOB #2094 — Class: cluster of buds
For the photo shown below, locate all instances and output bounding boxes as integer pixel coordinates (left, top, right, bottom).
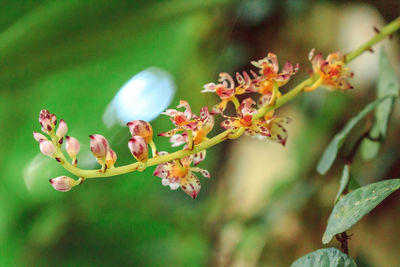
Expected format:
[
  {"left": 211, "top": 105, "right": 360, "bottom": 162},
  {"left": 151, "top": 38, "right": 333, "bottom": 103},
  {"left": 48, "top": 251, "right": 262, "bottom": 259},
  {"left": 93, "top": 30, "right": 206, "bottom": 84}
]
[
  {"left": 127, "top": 120, "right": 154, "bottom": 165},
  {"left": 33, "top": 110, "right": 119, "bottom": 191},
  {"left": 33, "top": 110, "right": 81, "bottom": 191},
  {"left": 33, "top": 50, "right": 354, "bottom": 198}
]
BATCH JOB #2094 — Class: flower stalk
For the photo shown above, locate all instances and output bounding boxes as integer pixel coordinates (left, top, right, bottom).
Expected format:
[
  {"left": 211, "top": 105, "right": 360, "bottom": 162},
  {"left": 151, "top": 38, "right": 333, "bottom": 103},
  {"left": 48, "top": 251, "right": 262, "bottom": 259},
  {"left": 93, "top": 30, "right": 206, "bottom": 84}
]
[{"left": 33, "top": 17, "right": 400, "bottom": 197}]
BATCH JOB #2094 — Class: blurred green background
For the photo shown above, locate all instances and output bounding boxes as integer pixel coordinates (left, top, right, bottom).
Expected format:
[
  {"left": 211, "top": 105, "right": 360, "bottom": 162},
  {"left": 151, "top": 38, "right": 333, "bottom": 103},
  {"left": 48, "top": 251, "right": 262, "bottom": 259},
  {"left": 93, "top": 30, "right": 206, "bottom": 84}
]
[{"left": 1, "top": 0, "right": 399, "bottom": 266}]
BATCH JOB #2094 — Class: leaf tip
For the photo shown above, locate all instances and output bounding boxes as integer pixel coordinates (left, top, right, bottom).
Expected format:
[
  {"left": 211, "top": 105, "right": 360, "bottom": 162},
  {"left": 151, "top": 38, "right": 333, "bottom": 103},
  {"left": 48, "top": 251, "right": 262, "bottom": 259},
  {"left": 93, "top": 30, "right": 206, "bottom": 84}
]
[{"left": 322, "top": 233, "right": 332, "bottom": 244}]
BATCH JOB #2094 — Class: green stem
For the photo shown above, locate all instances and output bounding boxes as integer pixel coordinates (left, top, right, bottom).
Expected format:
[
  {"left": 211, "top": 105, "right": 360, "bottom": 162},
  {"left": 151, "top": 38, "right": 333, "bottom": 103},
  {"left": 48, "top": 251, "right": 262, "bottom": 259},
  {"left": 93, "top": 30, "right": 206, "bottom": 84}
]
[
  {"left": 232, "top": 96, "right": 240, "bottom": 110},
  {"left": 56, "top": 129, "right": 234, "bottom": 178},
  {"left": 254, "top": 77, "right": 315, "bottom": 120},
  {"left": 187, "top": 130, "right": 194, "bottom": 150},
  {"left": 54, "top": 17, "right": 400, "bottom": 180},
  {"left": 345, "top": 17, "right": 400, "bottom": 63},
  {"left": 149, "top": 140, "right": 158, "bottom": 158}
]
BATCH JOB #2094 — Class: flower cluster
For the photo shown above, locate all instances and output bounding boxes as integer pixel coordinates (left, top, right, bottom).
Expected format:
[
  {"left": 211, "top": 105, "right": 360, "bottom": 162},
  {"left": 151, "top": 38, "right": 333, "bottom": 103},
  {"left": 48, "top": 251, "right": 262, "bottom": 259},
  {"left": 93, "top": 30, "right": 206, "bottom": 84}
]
[
  {"left": 306, "top": 49, "right": 354, "bottom": 92},
  {"left": 201, "top": 53, "right": 297, "bottom": 146},
  {"left": 33, "top": 50, "right": 354, "bottom": 198},
  {"left": 158, "top": 101, "right": 214, "bottom": 162}
]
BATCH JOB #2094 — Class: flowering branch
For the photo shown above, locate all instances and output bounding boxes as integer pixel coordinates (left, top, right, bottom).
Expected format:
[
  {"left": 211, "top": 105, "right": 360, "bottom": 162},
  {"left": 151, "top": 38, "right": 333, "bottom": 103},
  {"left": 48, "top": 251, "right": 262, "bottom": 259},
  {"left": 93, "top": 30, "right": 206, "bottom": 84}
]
[{"left": 33, "top": 17, "right": 400, "bottom": 198}]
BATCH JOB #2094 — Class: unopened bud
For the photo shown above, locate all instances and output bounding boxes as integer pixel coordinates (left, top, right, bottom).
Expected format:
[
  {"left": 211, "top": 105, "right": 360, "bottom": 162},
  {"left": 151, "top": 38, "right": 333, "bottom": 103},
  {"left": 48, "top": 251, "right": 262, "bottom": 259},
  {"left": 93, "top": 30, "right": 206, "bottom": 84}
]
[
  {"left": 66, "top": 136, "right": 80, "bottom": 160},
  {"left": 127, "top": 120, "right": 153, "bottom": 143},
  {"left": 33, "top": 131, "right": 48, "bottom": 142},
  {"left": 106, "top": 148, "right": 117, "bottom": 169},
  {"left": 56, "top": 119, "right": 68, "bottom": 139},
  {"left": 128, "top": 136, "right": 148, "bottom": 162},
  {"left": 49, "top": 176, "right": 78, "bottom": 192},
  {"left": 39, "top": 140, "right": 56, "bottom": 157},
  {"left": 89, "top": 134, "right": 109, "bottom": 161},
  {"left": 39, "top": 109, "right": 57, "bottom": 133}
]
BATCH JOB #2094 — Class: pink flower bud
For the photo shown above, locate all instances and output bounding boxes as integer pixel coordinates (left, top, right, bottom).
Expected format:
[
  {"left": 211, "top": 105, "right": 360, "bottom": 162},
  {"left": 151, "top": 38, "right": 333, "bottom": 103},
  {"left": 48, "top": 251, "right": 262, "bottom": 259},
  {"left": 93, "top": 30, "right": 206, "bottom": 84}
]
[
  {"left": 106, "top": 148, "right": 117, "bottom": 169},
  {"left": 33, "top": 131, "right": 48, "bottom": 142},
  {"left": 65, "top": 136, "right": 80, "bottom": 159},
  {"left": 39, "top": 109, "right": 57, "bottom": 133},
  {"left": 39, "top": 139, "right": 56, "bottom": 157},
  {"left": 89, "top": 134, "right": 109, "bottom": 160},
  {"left": 56, "top": 119, "right": 68, "bottom": 139},
  {"left": 49, "top": 176, "right": 77, "bottom": 192},
  {"left": 128, "top": 136, "right": 148, "bottom": 162},
  {"left": 127, "top": 120, "right": 153, "bottom": 143}
]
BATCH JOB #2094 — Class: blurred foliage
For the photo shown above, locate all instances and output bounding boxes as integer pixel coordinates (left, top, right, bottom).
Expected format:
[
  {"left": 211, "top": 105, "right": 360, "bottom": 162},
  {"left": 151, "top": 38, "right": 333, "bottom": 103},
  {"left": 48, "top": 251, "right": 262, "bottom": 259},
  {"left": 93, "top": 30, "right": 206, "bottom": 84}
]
[{"left": 0, "top": 0, "right": 399, "bottom": 266}]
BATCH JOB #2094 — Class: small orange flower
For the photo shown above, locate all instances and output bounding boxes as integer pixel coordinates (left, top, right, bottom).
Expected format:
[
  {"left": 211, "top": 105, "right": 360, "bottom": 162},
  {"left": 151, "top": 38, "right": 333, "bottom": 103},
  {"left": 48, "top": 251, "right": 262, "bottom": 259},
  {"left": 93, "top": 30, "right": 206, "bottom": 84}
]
[
  {"left": 221, "top": 98, "right": 291, "bottom": 145},
  {"left": 307, "top": 49, "right": 354, "bottom": 92},
  {"left": 159, "top": 102, "right": 214, "bottom": 165},
  {"left": 251, "top": 53, "right": 299, "bottom": 93},
  {"left": 153, "top": 153, "right": 210, "bottom": 199},
  {"left": 202, "top": 72, "right": 244, "bottom": 113},
  {"left": 221, "top": 98, "right": 271, "bottom": 137}
]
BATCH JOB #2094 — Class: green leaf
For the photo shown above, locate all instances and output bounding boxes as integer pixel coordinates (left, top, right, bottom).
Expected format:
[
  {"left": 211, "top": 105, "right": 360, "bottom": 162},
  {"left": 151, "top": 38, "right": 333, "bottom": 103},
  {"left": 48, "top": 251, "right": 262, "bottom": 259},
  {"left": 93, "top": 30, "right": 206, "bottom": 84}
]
[
  {"left": 291, "top": 248, "right": 357, "bottom": 267},
  {"left": 361, "top": 48, "right": 399, "bottom": 161},
  {"left": 373, "top": 48, "right": 399, "bottom": 137},
  {"left": 317, "top": 96, "right": 389, "bottom": 175},
  {"left": 347, "top": 176, "right": 360, "bottom": 191},
  {"left": 322, "top": 179, "right": 400, "bottom": 244},
  {"left": 360, "top": 138, "right": 380, "bottom": 161},
  {"left": 335, "top": 165, "right": 350, "bottom": 203}
]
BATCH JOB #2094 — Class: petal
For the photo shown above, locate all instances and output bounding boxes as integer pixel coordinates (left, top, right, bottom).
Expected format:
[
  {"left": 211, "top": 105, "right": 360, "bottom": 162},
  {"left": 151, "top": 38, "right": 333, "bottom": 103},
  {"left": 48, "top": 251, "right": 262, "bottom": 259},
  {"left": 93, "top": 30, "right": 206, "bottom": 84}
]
[
  {"left": 266, "top": 117, "right": 291, "bottom": 146},
  {"left": 193, "top": 150, "right": 206, "bottom": 165},
  {"left": 170, "top": 132, "right": 188, "bottom": 147},
  {"left": 308, "top": 48, "right": 315, "bottom": 61},
  {"left": 191, "top": 167, "right": 211, "bottom": 178},
  {"left": 89, "top": 134, "right": 110, "bottom": 159},
  {"left": 177, "top": 100, "right": 193, "bottom": 119},
  {"left": 65, "top": 136, "right": 80, "bottom": 159},
  {"left": 199, "top": 107, "right": 214, "bottom": 135},
  {"left": 39, "top": 140, "right": 56, "bottom": 157},
  {"left": 106, "top": 148, "right": 117, "bottom": 168},
  {"left": 253, "top": 121, "right": 271, "bottom": 137},
  {"left": 169, "top": 182, "right": 180, "bottom": 190},
  {"left": 238, "top": 98, "right": 256, "bottom": 117},
  {"left": 162, "top": 109, "right": 178, "bottom": 117},
  {"left": 249, "top": 69, "right": 259, "bottom": 80},
  {"left": 216, "top": 86, "right": 235, "bottom": 99},
  {"left": 180, "top": 172, "right": 201, "bottom": 199},
  {"left": 201, "top": 82, "right": 217, "bottom": 93},
  {"left": 218, "top": 72, "right": 235, "bottom": 89},
  {"left": 282, "top": 61, "right": 293, "bottom": 74},
  {"left": 267, "top": 53, "right": 279, "bottom": 73},
  {"left": 56, "top": 119, "right": 68, "bottom": 139},
  {"left": 49, "top": 176, "right": 77, "bottom": 192},
  {"left": 33, "top": 131, "right": 48, "bottom": 142},
  {"left": 128, "top": 136, "right": 148, "bottom": 162},
  {"left": 127, "top": 120, "right": 153, "bottom": 143},
  {"left": 158, "top": 128, "right": 179, "bottom": 137},
  {"left": 236, "top": 72, "right": 244, "bottom": 84},
  {"left": 153, "top": 162, "right": 173, "bottom": 178},
  {"left": 180, "top": 155, "right": 193, "bottom": 167},
  {"left": 258, "top": 94, "right": 272, "bottom": 107},
  {"left": 221, "top": 117, "right": 240, "bottom": 130}
]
